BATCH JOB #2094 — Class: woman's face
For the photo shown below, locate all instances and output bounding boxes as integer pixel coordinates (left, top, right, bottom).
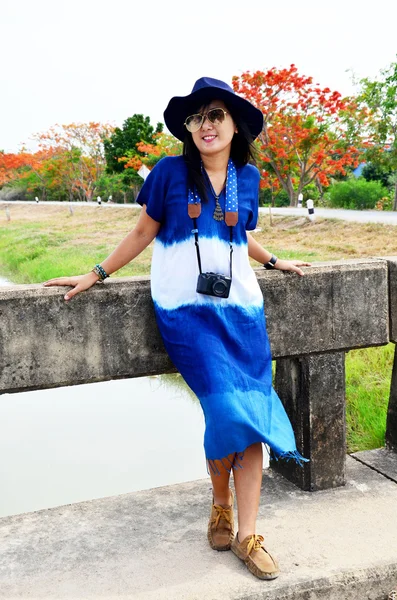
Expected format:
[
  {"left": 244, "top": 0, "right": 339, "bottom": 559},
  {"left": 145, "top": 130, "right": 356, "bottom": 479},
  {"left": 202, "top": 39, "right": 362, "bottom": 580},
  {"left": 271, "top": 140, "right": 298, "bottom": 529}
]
[{"left": 190, "top": 99, "right": 236, "bottom": 158}]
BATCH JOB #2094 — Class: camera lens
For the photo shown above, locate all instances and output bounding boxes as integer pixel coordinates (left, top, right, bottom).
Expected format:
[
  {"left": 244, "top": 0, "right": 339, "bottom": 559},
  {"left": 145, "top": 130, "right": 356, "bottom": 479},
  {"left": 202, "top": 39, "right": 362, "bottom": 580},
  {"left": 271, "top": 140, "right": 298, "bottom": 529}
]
[{"left": 212, "top": 279, "right": 227, "bottom": 297}]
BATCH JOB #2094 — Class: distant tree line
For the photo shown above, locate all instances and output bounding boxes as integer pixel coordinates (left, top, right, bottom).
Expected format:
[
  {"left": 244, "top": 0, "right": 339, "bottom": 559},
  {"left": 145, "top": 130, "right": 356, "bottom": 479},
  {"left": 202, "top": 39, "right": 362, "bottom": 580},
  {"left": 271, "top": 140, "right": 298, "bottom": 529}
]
[{"left": 1, "top": 58, "right": 396, "bottom": 209}]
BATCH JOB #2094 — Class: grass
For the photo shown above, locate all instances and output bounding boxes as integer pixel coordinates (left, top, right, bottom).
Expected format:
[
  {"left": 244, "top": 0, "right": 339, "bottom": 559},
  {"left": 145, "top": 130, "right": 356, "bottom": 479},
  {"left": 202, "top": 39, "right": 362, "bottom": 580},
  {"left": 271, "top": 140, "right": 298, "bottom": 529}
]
[
  {"left": 0, "top": 202, "right": 395, "bottom": 453},
  {"left": 0, "top": 204, "right": 150, "bottom": 283},
  {"left": 345, "top": 344, "right": 394, "bottom": 452}
]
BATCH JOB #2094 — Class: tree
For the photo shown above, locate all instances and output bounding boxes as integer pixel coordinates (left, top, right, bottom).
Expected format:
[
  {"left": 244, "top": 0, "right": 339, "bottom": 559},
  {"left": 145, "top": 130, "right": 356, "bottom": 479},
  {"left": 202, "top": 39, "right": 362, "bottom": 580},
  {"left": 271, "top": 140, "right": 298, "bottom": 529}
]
[
  {"left": 104, "top": 114, "right": 163, "bottom": 174},
  {"left": 0, "top": 149, "right": 56, "bottom": 200},
  {"left": 362, "top": 162, "right": 393, "bottom": 188},
  {"left": 34, "top": 122, "right": 114, "bottom": 201},
  {"left": 356, "top": 59, "right": 397, "bottom": 210},
  {"left": 232, "top": 65, "right": 365, "bottom": 206},
  {"left": 121, "top": 132, "right": 182, "bottom": 170},
  {"left": 96, "top": 172, "right": 136, "bottom": 203}
]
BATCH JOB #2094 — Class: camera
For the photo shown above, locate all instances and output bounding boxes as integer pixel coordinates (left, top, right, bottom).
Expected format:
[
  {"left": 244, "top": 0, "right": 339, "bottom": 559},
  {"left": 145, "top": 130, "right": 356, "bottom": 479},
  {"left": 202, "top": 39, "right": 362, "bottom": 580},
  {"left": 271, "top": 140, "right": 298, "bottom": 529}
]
[{"left": 196, "top": 272, "right": 232, "bottom": 298}]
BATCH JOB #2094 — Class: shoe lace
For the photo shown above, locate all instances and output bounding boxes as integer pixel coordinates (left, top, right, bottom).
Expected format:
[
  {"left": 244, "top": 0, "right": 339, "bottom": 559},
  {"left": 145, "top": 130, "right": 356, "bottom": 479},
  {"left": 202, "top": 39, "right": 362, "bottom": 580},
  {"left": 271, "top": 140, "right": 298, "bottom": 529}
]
[
  {"left": 246, "top": 534, "right": 265, "bottom": 555},
  {"left": 212, "top": 504, "right": 232, "bottom": 528}
]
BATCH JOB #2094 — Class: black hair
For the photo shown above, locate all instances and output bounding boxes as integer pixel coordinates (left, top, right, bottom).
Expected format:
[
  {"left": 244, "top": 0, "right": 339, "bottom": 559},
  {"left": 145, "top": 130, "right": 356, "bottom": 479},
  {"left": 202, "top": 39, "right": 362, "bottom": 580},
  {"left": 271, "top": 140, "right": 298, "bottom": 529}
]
[{"left": 183, "top": 101, "right": 258, "bottom": 203}]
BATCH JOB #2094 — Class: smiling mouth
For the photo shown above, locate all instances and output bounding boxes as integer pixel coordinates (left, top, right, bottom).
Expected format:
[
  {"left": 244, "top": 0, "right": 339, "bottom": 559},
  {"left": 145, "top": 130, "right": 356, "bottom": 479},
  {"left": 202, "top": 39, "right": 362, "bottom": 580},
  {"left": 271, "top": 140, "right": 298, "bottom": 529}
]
[{"left": 203, "top": 135, "right": 216, "bottom": 141}]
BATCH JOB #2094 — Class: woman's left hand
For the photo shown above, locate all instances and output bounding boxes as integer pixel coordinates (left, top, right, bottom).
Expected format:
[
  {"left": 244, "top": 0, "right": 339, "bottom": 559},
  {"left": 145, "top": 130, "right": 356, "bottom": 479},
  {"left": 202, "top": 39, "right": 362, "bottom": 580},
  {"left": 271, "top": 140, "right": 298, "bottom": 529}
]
[{"left": 274, "top": 259, "right": 312, "bottom": 277}]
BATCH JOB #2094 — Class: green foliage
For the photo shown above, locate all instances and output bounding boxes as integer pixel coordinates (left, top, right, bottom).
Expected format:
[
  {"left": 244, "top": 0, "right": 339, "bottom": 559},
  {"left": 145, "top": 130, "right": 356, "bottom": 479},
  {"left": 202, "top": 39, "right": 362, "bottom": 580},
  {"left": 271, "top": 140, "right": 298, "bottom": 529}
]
[
  {"left": 362, "top": 162, "right": 394, "bottom": 188},
  {"left": 357, "top": 59, "right": 397, "bottom": 209},
  {"left": 327, "top": 178, "right": 388, "bottom": 209},
  {"left": 95, "top": 172, "right": 138, "bottom": 203},
  {"left": 259, "top": 188, "right": 291, "bottom": 207},
  {"left": 259, "top": 188, "right": 289, "bottom": 207},
  {"left": 104, "top": 114, "right": 163, "bottom": 174}
]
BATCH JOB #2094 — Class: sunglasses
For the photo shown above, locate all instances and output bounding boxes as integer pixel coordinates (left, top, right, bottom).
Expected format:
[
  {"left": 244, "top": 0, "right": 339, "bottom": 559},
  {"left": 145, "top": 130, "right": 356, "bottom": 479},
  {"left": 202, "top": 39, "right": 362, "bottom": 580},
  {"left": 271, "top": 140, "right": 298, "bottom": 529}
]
[{"left": 184, "top": 108, "right": 229, "bottom": 133}]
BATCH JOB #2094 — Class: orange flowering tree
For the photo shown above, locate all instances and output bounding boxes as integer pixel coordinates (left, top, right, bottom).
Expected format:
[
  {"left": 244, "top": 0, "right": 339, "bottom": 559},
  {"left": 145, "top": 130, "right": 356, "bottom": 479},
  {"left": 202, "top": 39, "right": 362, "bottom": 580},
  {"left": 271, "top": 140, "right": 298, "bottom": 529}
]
[
  {"left": 120, "top": 132, "right": 182, "bottom": 171},
  {"left": 0, "top": 148, "right": 58, "bottom": 200},
  {"left": 33, "top": 122, "right": 115, "bottom": 201},
  {"left": 233, "top": 65, "right": 366, "bottom": 205}
]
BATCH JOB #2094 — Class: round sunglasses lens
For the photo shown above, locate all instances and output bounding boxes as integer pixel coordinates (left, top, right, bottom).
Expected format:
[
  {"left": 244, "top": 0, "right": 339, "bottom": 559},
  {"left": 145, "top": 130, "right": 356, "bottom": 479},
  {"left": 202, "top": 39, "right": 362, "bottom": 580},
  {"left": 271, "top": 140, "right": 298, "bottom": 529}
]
[
  {"left": 207, "top": 109, "right": 225, "bottom": 124},
  {"left": 185, "top": 115, "right": 202, "bottom": 132}
]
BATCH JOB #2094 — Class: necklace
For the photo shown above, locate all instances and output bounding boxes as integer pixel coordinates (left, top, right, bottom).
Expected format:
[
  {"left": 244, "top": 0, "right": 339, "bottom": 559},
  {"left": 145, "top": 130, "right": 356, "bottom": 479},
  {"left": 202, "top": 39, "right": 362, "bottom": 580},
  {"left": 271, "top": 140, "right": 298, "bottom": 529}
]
[
  {"left": 204, "top": 171, "right": 226, "bottom": 222},
  {"left": 187, "top": 158, "right": 239, "bottom": 226}
]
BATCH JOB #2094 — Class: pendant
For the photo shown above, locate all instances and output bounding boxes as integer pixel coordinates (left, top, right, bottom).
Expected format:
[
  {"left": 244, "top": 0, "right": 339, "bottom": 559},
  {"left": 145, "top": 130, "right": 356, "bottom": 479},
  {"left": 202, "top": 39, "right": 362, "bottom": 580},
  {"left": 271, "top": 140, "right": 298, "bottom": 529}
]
[{"left": 213, "top": 196, "right": 224, "bottom": 221}]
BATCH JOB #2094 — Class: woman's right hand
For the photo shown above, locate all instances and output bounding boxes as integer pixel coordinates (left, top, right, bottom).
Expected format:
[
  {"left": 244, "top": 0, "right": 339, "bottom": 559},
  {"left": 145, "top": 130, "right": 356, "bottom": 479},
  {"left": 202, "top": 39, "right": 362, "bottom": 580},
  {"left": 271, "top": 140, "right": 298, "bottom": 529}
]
[{"left": 43, "top": 271, "right": 100, "bottom": 302}]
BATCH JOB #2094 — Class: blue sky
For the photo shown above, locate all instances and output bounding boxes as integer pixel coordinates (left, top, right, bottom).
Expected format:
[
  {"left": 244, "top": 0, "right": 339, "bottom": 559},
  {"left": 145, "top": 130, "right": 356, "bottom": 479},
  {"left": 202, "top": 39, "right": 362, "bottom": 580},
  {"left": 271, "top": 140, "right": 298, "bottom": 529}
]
[{"left": 2, "top": 0, "right": 396, "bottom": 152}]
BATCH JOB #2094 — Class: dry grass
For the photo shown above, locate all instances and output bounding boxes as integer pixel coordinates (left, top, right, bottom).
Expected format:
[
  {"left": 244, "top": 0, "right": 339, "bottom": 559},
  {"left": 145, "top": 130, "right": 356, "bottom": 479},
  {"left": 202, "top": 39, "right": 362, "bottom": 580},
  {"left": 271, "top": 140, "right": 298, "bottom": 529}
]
[
  {"left": 250, "top": 214, "right": 397, "bottom": 263},
  {"left": 2, "top": 204, "right": 397, "bottom": 270}
]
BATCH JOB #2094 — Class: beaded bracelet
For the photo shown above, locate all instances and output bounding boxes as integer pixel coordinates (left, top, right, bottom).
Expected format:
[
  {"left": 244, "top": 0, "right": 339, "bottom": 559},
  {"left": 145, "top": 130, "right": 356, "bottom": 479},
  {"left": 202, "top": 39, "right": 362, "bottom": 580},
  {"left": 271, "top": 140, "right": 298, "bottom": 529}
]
[
  {"left": 92, "top": 264, "right": 109, "bottom": 281},
  {"left": 263, "top": 254, "right": 278, "bottom": 270}
]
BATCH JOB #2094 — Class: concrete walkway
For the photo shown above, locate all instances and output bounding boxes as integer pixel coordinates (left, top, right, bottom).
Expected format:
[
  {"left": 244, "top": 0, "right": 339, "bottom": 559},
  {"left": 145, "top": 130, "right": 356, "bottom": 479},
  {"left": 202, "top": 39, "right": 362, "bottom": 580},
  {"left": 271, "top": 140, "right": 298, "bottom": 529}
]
[{"left": 1, "top": 456, "right": 396, "bottom": 599}]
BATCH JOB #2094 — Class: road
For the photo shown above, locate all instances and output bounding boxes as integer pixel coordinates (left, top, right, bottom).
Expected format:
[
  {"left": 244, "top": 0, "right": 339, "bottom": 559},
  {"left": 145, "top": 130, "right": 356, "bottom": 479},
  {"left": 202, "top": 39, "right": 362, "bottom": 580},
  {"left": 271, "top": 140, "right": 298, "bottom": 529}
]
[
  {"left": 1, "top": 200, "right": 397, "bottom": 225},
  {"left": 260, "top": 206, "right": 397, "bottom": 225}
]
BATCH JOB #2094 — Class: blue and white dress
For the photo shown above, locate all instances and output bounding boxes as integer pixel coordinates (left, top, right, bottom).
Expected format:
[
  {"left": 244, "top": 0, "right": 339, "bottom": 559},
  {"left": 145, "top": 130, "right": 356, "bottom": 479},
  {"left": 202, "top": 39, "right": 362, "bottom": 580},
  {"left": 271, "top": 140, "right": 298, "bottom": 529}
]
[{"left": 137, "top": 156, "right": 304, "bottom": 473}]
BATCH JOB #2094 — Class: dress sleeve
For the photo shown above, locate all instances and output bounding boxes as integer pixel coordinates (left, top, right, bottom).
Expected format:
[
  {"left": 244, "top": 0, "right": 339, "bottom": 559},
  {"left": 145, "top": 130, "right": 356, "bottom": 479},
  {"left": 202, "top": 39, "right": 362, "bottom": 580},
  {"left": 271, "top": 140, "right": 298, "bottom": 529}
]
[
  {"left": 136, "top": 158, "right": 169, "bottom": 223},
  {"left": 245, "top": 167, "right": 260, "bottom": 231}
]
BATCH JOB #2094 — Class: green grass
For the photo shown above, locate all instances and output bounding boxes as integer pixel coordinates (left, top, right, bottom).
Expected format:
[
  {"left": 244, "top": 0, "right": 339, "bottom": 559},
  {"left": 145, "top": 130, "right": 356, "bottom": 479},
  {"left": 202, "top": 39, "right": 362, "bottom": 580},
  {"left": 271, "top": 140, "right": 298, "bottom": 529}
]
[
  {"left": 345, "top": 344, "right": 394, "bottom": 453},
  {"left": 0, "top": 206, "right": 395, "bottom": 454},
  {"left": 0, "top": 220, "right": 152, "bottom": 283}
]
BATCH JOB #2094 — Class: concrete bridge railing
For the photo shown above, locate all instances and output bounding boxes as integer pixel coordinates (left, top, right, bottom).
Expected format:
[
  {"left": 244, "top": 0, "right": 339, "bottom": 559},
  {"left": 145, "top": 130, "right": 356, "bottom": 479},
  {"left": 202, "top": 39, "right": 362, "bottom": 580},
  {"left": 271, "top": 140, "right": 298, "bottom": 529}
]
[{"left": 1, "top": 258, "right": 396, "bottom": 492}]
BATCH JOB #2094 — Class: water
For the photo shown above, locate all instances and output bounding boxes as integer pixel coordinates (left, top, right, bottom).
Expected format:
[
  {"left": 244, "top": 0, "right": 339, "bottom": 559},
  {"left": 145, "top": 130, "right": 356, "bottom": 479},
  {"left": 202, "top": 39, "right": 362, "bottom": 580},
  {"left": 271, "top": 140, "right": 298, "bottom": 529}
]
[{"left": 0, "top": 376, "right": 208, "bottom": 518}]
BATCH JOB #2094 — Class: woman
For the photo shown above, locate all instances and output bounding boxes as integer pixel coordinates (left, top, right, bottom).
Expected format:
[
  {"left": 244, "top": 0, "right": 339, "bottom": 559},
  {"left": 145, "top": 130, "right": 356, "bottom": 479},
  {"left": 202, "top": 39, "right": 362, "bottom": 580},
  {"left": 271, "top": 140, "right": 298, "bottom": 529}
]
[{"left": 44, "top": 77, "right": 310, "bottom": 581}]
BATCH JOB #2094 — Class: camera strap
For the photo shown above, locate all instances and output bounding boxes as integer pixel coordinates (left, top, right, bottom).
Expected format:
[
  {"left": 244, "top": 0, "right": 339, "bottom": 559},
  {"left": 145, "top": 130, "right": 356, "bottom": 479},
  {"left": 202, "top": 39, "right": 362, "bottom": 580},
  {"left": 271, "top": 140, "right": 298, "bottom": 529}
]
[{"left": 192, "top": 218, "right": 233, "bottom": 279}]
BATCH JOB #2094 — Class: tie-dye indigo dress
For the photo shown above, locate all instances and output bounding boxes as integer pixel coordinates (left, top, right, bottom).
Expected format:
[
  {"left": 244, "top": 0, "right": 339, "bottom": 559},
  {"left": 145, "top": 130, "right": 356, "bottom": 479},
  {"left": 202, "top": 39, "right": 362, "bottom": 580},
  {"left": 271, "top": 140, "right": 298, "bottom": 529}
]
[{"left": 137, "top": 155, "right": 305, "bottom": 473}]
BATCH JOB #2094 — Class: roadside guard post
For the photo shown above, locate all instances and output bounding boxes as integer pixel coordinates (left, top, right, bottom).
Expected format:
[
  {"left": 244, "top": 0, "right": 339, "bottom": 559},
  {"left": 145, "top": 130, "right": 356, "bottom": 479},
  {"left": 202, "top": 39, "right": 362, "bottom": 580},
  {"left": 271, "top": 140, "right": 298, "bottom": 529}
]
[{"left": 307, "top": 199, "right": 315, "bottom": 221}]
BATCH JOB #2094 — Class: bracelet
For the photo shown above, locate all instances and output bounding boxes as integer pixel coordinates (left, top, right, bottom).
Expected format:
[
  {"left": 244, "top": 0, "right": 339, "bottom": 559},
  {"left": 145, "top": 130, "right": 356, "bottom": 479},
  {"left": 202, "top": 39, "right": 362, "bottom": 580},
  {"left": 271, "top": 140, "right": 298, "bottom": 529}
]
[
  {"left": 91, "top": 264, "right": 109, "bottom": 281},
  {"left": 263, "top": 254, "right": 278, "bottom": 270}
]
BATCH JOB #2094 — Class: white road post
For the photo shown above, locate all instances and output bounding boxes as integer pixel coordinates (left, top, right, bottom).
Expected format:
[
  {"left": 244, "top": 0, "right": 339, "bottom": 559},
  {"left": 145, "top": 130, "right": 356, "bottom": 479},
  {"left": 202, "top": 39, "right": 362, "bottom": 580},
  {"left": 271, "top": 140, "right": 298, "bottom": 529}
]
[
  {"left": 298, "top": 192, "right": 303, "bottom": 208},
  {"left": 307, "top": 198, "right": 315, "bottom": 221}
]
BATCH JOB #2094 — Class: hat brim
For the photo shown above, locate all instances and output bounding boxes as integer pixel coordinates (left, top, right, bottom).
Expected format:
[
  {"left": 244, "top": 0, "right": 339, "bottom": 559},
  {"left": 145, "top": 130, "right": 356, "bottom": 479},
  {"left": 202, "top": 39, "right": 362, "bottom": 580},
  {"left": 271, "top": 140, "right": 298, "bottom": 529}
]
[{"left": 164, "top": 87, "right": 263, "bottom": 142}]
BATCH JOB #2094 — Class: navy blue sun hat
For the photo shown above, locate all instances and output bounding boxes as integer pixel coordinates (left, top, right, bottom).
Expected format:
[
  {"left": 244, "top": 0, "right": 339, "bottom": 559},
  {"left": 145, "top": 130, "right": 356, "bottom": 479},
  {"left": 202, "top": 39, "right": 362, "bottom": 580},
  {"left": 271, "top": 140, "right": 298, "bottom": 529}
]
[{"left": 164, "top": 76, "right": 264, "bottom": 142}]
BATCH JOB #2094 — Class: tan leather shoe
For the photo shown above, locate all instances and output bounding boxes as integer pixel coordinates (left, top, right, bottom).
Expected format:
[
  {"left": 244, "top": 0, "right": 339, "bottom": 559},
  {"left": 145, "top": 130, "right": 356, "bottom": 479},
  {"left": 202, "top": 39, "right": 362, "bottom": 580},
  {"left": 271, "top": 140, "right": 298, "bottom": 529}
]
[
  {"left": 207, "top": 490, "right": 234, "bottom": 551},
  {"left": 231, "top": 533, "right": 280, "bottom": 580}
]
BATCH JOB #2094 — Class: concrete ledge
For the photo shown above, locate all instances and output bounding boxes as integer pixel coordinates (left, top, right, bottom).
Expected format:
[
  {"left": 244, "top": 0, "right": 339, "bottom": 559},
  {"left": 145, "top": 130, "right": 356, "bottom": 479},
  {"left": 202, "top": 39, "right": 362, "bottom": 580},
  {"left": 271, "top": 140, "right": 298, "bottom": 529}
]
[
  {"left": 352, "top": 447, "right": 397, "bottom": 483},
  {"left": 259, "top": 259, "right": 389, "bottom": 358},
  {"left": 0, "top": 457, "right": 396, "bottom": 600},
  {"left": 0, "top": 259, "right": 390, "bottom": 393}
]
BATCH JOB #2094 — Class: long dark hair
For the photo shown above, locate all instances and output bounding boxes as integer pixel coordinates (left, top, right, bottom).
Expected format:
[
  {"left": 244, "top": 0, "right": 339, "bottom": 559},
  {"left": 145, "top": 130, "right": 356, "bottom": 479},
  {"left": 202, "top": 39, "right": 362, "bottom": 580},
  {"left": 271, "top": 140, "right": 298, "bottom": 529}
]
[{"left": 183, "top": 101, "right": 258, "bottom": 203}]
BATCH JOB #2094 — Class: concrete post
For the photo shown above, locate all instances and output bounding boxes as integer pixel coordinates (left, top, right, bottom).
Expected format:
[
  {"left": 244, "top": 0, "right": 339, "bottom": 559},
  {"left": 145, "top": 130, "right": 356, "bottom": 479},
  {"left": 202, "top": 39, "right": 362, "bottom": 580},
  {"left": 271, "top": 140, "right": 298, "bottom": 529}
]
[
  {"left": 385, "top": 257, "right": 397, "bottom": 452},
  {"left": 386, "top": 345, "right": 397, "bottom": 451},
  {"left": 273, "top": 352, "right": 346, "bottom": 491},
  {"left": 306, "top": 198, "right": 315, "bottom": 221}
]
